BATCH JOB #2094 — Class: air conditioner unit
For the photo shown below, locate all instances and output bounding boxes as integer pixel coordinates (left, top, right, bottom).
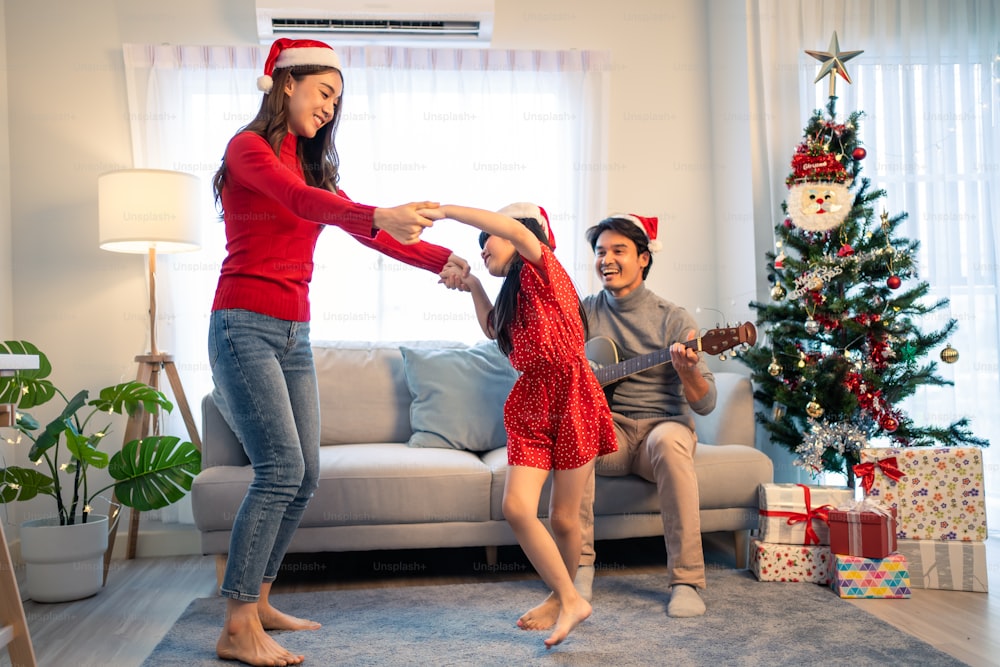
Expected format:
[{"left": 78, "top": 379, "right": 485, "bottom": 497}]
[{"left": 256, "top": 0, "right": 494, "bottom": 46}]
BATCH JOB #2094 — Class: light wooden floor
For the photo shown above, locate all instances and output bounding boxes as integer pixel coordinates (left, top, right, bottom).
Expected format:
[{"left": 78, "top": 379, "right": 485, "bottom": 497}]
[{"left": 5, "top": 531, "right": 998, "bottom": 667}]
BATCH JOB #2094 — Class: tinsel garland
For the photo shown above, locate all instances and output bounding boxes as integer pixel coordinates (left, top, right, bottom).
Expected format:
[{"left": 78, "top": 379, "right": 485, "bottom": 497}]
[{"left": 794, "top": 418, "right": 868, "bottom": 475}]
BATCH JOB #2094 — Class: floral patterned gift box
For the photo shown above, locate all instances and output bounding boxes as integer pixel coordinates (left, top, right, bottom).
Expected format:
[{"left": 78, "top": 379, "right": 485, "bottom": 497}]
[
  {"left": 748, "top": 538, "right": 835, "bottom": 585},
  {"left": 855, "top": 447, "right": 987, "bottom": 542}
]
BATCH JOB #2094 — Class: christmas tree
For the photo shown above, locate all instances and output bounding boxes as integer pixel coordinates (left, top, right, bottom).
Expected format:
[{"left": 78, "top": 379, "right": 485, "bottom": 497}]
[{"left": 738, "top": 34, "right": 987, "bottom": 486}]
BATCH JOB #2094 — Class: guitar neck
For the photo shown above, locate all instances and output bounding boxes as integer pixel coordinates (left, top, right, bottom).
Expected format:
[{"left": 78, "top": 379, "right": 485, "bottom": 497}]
[{"left": 593, "top": 339, "right": 697, "bottom": 387}]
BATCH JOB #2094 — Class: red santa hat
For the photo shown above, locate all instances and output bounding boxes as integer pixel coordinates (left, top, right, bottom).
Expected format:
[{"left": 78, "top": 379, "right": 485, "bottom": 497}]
[
  {"left": 497, "top": 202, "right": 555, "bottom": 249},
  {"left": 258, "top": 38, "right": 342, "bottom": 94},
  {"left": 609, "top": 212, "right": 661, "bottom": 253}
]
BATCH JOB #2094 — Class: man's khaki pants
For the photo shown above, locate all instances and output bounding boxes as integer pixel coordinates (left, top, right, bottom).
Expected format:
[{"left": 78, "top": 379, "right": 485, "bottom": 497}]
[{"left": 578, "top": 413, "right": 706, "bottom": 589}]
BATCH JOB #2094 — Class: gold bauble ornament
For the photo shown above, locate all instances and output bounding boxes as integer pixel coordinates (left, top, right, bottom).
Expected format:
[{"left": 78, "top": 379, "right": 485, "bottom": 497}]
[
  {"left": 771, "top": 284, "right": 786, "bottom": 301},
  {"left": 940, "top": 344, "right": 959, "bottom": 364},
  {"left": 768, "top": 360, "right": 782, "bottom": 376},
  {"left": 805, "top": 318, "right": 821, "bottom": 335},
  {"left": 806, "top": 400, "right": 824, "bottom": 418}
]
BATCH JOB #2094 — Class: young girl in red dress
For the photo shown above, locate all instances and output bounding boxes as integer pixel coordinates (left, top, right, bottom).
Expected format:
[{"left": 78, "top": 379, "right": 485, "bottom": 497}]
[{"left": 428, "top": 202, "right": 617, "bottom": 648}]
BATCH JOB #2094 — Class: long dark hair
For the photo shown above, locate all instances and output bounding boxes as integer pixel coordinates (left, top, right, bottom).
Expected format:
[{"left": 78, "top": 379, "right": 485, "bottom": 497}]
[
  {"left": 484, "top": 218, "right": 588, "bottom": 356},
  {"left": 585, "top": 216, "right": 654, "bottom": 280},
  {"left": 212, "top": 65, "right": 344, "bottom": 212}
]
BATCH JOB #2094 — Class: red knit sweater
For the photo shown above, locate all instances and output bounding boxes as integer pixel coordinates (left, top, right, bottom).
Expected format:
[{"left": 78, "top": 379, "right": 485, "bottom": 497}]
[{"left": 212, "top": 131, "right": 453, "bottom": 321}]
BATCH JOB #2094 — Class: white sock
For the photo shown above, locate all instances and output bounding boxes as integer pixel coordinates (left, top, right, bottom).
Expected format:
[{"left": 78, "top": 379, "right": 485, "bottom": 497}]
[{"left": 667, "top": 584, "right": 706, "bottom": 618}]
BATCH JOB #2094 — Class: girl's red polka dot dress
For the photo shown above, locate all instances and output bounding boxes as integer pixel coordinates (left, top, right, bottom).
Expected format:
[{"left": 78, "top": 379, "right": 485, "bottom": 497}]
[{"left": 504, "top": 245, "right": 618, "bottom": 471}]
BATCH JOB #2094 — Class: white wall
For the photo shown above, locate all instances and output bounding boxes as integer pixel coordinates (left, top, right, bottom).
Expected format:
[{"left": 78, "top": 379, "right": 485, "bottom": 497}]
[
  {"left": 1, "top": 0, "right": 758, "bottom": 534},
  {"left": 0, "top": 0, "right": 12, "bottom": 337}
]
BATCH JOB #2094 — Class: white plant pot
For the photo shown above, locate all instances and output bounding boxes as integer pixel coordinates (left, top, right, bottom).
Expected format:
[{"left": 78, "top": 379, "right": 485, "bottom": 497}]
[{"left": 20, "top": 514, "right": 109, "bottom": 603}]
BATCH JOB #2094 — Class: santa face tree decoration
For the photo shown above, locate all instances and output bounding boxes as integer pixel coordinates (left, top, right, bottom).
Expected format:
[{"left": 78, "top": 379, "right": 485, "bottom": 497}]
[
  {"left": 786, "top": 134, "right": 853, "bottom": 232},
  {"left": 736, "top": 33, "right": 986, "bottom": 484}
]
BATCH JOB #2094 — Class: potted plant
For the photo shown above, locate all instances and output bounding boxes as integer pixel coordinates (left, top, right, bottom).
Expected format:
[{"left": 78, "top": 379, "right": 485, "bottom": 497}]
[{"left": 0, "top": 340, "right": 201, "bottom": 602}]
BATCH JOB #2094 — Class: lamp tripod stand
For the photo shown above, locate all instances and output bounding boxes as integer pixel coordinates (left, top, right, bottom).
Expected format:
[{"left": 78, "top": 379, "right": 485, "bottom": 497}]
[{"left": 104, "top": 247, "right": 203, "bottom": 573}]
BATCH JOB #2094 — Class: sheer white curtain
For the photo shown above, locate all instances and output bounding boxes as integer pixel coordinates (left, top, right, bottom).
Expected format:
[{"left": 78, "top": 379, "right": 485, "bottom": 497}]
[
  {"left": 748, "top": 0, "right": 1000, "bottom": 510},
  {"left": 121, "top": 44, "right": 609, "bottom": 522}
]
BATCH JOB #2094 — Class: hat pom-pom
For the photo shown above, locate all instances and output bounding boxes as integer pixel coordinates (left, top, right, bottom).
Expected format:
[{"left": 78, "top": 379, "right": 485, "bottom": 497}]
[
  {"left": 257, "top": 75, "right": 274, "bottom": 93},
  {"left": 647, "top": 239, "right": 663, "bottom": 253}
]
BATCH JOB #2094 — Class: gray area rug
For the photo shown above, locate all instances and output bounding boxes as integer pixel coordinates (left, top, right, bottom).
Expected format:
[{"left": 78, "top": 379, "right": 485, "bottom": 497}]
[{"left": 143, "top": 567, "right": 967, "bottom": 666}]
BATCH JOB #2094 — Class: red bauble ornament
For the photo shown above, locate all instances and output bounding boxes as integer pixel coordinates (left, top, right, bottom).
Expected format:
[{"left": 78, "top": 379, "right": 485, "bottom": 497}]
[
  {"left": 852, "top": 147, "right": 867, "bottom": 160},
  {"left": 887, "top": 275, "right": 901, "bottom": 289},
  {"left": 881, "top": 415, "right": 899, "bottom": 432}
]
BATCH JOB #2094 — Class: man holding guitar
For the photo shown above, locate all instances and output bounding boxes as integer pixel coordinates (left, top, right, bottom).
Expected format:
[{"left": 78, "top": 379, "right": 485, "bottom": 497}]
[
  {"left": 584, "top": 212, "right": 716, "bottom": 618},
  {"left": 518, "top": 212, "right": 717, "bottom": 629}
]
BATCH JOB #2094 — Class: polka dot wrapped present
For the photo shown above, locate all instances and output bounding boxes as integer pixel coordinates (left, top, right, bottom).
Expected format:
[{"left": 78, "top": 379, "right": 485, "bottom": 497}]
[{"left": 855, "top": 447, "right": 987, "bottom": 542}]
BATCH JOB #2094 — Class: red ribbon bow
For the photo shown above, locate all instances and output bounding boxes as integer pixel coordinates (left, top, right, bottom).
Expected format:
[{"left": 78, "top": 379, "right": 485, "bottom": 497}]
[
  {"left": 759, "top": 483, "right": 833, "bottom": 545},
  {"left": 853, "top": 456, "right": 906, "bottom": 494}
]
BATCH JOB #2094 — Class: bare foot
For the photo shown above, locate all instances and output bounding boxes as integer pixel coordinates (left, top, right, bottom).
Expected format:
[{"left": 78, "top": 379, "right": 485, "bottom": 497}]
[
  {"left": 259, "top": 603, "right": 322, "bottom": 631},
  {"left": 517, "top": 593, "right": 559, "bottom": 630},
  {"left": 217, "top": 612, "right": 305, "bottom": 666},
  {"left": 544, "top": 596, "right": 592, "bottom": 648}
]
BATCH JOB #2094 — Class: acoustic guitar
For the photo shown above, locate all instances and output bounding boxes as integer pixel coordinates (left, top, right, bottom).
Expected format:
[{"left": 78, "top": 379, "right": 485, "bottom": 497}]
[{"left": 586, "top": 323, "right": 757, "bottom": 399}]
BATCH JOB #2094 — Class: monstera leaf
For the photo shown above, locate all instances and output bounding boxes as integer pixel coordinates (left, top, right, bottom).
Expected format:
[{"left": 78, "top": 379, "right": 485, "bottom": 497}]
[
  {"left": 0, "top": 340, "right": 55, "bottom": 407},
  {"left": 0, "top": 467, "right": 55, "bottom": 503},
  {"left": 107, "top": 436, "right": 201, "bottom": 512}
]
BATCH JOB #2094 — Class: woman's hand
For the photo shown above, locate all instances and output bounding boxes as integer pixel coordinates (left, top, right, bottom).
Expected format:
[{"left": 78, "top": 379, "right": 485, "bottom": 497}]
[
  {"left": 417, "top": 206, "right": 447, "bottom": 222},
  {"left": 373, "top": 202, "right": 439, "bottom": 245},
  {"left": 439, "top": 253, "right": 471, "bottom": 291}
]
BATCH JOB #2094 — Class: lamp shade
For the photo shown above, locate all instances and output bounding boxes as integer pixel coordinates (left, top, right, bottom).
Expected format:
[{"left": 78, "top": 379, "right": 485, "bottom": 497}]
[{"left": 98, "top": 169, "right": 202, "bottom": 254}]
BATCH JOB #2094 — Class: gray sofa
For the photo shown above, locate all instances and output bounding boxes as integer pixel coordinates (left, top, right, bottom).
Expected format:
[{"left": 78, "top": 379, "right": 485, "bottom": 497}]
[{"left": 191, "top": 340, "right": 773, "bottom": 571}]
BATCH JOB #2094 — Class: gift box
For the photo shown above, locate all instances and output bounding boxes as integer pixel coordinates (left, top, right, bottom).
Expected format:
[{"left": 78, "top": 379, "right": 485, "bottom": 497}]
[
  {"left": 896, "top": 539, "right": 988, "bottom": 592},
  {"left": 828, "top": 502, "right": 897, "bottom": 559},
  {"left": 748, "top": 538, "right": 835, "bottom": 584},
  {"left": 832, "top": 552, "right": 912, "bottom": 599},
  {"left": 856, "top": 447, "right": 987, "bottom": 541},
  {"left": 757, "top": 483, "right": 855, "bottom": 546}
]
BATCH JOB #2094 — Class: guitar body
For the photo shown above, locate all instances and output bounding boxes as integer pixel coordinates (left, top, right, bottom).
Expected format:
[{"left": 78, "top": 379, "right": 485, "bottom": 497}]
[
  {"left": 585, "top": 336, "right": 626, "bottom": 402},
  {"left": 585, "top": 336, "right": 623, "bottom": 368}
]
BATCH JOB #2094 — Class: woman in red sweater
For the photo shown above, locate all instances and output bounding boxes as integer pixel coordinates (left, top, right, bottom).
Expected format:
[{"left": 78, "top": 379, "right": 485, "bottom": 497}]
[{"left": 208, "top": 39, "right": 467, "bottom": 666}]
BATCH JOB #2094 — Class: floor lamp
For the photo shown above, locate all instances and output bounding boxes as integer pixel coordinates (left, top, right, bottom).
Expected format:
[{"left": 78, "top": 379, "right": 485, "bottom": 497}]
[{"left": 98, "top": 168, "right": 203, "bottom": 563}]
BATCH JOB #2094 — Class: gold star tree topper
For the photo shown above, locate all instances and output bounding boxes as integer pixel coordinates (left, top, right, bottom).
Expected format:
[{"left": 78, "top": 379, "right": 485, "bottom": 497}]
[{"left": 805, "top": 32, "right": 864, "bottom": 97}]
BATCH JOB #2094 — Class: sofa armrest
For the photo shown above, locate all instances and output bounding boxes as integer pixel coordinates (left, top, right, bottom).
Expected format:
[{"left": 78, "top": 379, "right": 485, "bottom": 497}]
[
  {"left": 201, "top": 393, "right": 250, "bottom": 468},
  {"left": 691, "top": 371, "right": 755, "bottom": 447}
]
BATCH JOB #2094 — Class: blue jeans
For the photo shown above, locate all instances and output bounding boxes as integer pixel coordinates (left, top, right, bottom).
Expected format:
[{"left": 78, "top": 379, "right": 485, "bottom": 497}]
[{"left": 208, "top": 309, "right": 320, "bottom": 602}]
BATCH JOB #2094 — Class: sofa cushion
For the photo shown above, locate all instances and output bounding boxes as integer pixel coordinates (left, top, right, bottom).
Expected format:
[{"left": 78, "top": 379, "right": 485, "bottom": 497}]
[
  {"left": 313, "top": 340, "right": 463, "bottom": 445},
  {"left": 480, "top": 442, "right": 771, "bottom": 521},
  {"left": 400, "top": 341, "right": 519, "bottom": 451},
  {"left": 192, "top": 443, "right": 495, "bottom": 531}
]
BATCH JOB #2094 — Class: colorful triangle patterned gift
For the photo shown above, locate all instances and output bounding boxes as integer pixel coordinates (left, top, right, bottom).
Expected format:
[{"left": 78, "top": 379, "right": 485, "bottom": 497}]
[{"left": 833, "top": 552, "right": 911, "bottom": 598}]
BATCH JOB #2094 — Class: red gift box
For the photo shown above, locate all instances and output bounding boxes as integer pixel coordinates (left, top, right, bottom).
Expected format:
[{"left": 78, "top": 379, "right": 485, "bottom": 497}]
[{"left": 828, "top": 503, "right": 897, "bottom": 559}]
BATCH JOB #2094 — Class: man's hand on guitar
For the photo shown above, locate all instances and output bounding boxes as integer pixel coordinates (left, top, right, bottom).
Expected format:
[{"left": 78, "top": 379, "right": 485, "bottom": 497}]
[{"left": 670, "top": 330, "right": 701, "bottom": 376}]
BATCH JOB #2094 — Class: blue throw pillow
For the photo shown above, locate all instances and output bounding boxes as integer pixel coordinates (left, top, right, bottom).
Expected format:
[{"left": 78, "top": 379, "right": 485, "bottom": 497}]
[{"left": 400, "top": 341, "right": 519, "bottom": 451}]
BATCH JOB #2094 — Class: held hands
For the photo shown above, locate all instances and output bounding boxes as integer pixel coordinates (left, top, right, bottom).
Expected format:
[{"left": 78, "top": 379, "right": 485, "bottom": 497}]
[
  {"left": 374, "top": 202, "right": 439, "bottom": 245},
  {"left": 416, "top": 206, "right": 448, "bottom": 224},
  {"left": 439, "top": 264, "right": 480, "bottom": 293},
  {"left": 439, "top": 254, "right": 472, "bottom": 291}
]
